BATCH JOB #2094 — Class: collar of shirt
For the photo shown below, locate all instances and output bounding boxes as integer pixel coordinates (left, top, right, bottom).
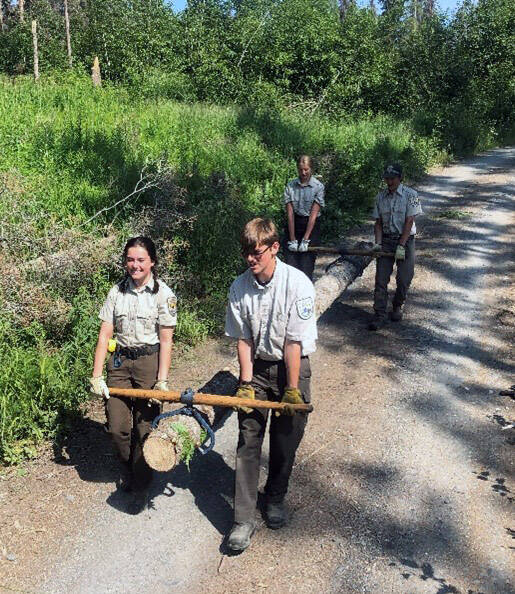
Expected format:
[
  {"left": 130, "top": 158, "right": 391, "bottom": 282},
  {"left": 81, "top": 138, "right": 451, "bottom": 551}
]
[
  {"left": 126, "top": 276, "right": 155, "bottom": 293},
  {"left": 294, "top": 176, "right": 315, "bottom": 188},
  {"left": 251, "top": 258, "right": 284, "bottom": 291},
  {"left": 387, "top": 183, "right": 404, "bottom": 198}
]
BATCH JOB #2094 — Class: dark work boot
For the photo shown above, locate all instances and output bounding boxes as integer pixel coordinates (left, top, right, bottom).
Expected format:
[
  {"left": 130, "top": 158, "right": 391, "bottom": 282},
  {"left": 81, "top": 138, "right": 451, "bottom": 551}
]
[
  {"left": 368, "top": 314, "right": 387, "bottom": 331},
  {"left": 127, "top": 488, "right": 148, "bottom": 515},
  {"left": 227, "top": 521, "right": 256, "bottom": 551},
  {"left": 266, "top": 501, "right": 287, "bottom": 529},
  {"left": 391, "top": 305, "right": 403, "bottom": 322}
]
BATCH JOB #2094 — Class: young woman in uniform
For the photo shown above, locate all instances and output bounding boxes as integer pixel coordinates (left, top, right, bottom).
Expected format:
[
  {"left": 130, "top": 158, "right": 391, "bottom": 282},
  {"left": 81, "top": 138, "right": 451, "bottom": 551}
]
[
  {"left": 89, "top": 236, "right": 177, "bottom": 514},
  {"left": 283, "top": 155, "right": 325, "bottom": 280}
]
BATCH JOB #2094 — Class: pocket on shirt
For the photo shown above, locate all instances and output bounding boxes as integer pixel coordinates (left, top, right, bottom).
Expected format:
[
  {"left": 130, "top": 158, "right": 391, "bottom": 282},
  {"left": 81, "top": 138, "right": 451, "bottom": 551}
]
[
  {"left": 136, "top": 310, "right": 158, "bottom": 334},
  {"left": 115, "top": 314, "right": 129, "bottom": 334}
]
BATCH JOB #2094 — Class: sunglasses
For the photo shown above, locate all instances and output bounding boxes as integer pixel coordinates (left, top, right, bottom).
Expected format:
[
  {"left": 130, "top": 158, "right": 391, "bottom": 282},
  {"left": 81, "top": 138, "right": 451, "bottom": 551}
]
[{"left": 242, "top": 245, "right": 272, "bottom": 259}]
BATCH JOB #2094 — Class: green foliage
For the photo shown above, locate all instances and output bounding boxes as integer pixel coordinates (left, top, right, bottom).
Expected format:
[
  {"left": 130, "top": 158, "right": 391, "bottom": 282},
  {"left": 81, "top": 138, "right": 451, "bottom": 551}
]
[{"left": 0, "top": 0, "right": 513, "bottom": 463}]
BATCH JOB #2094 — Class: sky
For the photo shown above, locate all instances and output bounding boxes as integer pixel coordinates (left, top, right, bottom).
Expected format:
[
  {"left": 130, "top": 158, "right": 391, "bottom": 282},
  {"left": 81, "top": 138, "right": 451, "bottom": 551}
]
[{"left": 170, "top": 0, "right": 463, "bottom": 14}]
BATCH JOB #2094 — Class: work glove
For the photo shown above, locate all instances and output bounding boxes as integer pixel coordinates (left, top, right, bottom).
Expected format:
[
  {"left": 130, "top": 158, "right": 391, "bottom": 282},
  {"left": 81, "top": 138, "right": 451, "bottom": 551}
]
[
  {"left": 298, "top": 239, "right": 310, "bottom": 252},
  {"left": 150, "top": 380, "right": 169, "bottom": 406},
  {"left": 278, "top": 387, "right": 304, "bottom": 416},
  {"left": 90, "top": 376, "right": 110, "bottom": 399},
  {"left": 395, "top": 244, "right": 406, "bottom": 261},
  {"left": 372, "top": 242, "right": 382, "bottom": 252},
  {"left": 287, "top": 240, "right": 298, "bottom": 252},
  {"left": 233, "top": 382, "right": 255, "bottom": 414}
]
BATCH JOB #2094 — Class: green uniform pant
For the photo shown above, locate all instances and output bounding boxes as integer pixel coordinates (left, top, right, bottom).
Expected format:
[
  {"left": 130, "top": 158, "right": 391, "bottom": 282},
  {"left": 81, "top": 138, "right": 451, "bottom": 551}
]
[
  {"left": 373, "top": 235, "right": 415, "bottom": 317},
  {"left": 234, "top": 357, "right": 311, "bottom": 524},
  {"left": 106, "top": 351, "right": 160, "bottom": 492}
]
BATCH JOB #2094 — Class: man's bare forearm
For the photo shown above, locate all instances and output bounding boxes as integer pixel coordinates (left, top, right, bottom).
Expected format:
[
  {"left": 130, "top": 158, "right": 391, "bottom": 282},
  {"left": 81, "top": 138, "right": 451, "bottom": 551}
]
[
  {"left": 374, "top": 219, "right": 383, "bottom": 244},
  {"left": 237, "top": 338, "right": 254, "bottom": 382},
  {"left": 399, "top": 216, "right": 414, "bottom": 245},
  {"left": 284, "top": 340, "right": 302, "bottom": 388}
]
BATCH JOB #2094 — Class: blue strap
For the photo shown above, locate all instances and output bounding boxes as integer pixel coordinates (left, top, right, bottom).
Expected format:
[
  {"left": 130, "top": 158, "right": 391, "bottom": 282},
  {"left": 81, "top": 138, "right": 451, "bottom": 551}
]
[
  {"left": 180, "top": 387, "right": 195, "bottom": 406},
  {"left": 151, "top": 388, "right": 215, "bottom": 456}
]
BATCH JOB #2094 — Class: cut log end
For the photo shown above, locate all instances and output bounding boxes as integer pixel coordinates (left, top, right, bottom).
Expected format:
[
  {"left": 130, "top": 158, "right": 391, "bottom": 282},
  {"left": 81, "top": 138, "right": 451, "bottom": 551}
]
[{"left": 143, "top": 434, "right": 177, "bottom": 472}]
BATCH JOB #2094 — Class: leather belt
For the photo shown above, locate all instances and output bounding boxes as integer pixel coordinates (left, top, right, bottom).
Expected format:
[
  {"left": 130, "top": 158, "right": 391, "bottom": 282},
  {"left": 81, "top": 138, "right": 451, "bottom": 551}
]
[{"left": 117, "top": 344, "right": 160, "bottom": 360}]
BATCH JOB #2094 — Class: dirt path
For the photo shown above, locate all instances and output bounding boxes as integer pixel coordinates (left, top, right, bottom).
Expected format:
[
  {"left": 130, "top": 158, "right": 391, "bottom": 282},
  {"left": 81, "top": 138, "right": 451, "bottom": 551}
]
[{"left": 1, "top": 148, "right": 513, "bottom": 594}]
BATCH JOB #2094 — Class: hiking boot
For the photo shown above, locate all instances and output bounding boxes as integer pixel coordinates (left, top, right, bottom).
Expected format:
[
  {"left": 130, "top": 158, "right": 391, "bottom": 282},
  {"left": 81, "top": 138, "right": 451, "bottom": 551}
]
[
  {"left": 118, "top": 475, "right": 133, "bottom": 493},
  {"left": 368, "top": 315, "right": 387, "bottom": 331},
  {"left": 266, "top": 501, "right": 287, "bottom": 529},
  {"left": 391, "top": 306, "right": 403, "bottom": 322},
  {"left": 127, "top": 489, "right": 148, "bottom": 515},
  {"left": 227, "top": 521, "right": 256, "bottom": 551}
]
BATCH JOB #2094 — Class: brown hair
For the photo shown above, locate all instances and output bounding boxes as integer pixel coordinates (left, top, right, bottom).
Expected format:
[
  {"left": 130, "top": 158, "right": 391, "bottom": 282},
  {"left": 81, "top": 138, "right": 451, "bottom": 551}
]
[
  {"left": 240, "top": 218, "right": 279, "bottom": 253},
  {"left": 119, "top": 236, "right": 159, "bottom": 294},
  {"left": 297, "top": 154, "right": 313, "bottom": 169}
]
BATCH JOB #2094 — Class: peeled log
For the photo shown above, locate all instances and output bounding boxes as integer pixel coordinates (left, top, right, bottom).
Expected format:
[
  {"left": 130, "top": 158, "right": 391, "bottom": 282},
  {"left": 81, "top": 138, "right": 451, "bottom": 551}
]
[{"left": 144, "top": 240, "right": 374, "bottom": 471}]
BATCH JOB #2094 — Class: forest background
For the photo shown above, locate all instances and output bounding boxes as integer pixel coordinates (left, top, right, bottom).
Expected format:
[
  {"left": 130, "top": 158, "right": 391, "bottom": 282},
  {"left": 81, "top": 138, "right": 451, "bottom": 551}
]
[{"left": 0, "top": 0, "right": 513, "bottom": 463}]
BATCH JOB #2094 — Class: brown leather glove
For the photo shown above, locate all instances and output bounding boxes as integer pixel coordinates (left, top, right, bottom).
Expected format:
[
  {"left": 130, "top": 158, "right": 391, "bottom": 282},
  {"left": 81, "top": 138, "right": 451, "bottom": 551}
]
[
  {"left": 278, "top": 387, "right": 303, "bottom": 416},
  {"left": 234, "top": 382, "right": 255, "bottom": 414}
]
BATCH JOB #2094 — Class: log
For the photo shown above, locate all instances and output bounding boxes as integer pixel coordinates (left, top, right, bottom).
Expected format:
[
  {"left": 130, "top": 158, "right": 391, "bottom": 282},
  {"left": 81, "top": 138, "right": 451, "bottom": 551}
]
[
  {"left": 308, "top": 246, "right": 395, "bottom": 258},
  {"left": 143, "top": 403, "right": 215, "bottom": 471}
]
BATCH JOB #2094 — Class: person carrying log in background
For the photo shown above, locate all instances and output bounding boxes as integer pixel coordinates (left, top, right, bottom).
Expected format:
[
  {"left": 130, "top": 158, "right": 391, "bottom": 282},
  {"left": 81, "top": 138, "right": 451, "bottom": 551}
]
[
  {"left": 283, "top": 154, "right": 325, "bottom": 281},
  {"left": 89, "top": 236, "right": 177, "bottom": 514},
  {"left": 225, "top": 218, "right": 317, "bottom": 552},
  {"left": 369, "top": 164, "right": 423, "bottom": 330}
]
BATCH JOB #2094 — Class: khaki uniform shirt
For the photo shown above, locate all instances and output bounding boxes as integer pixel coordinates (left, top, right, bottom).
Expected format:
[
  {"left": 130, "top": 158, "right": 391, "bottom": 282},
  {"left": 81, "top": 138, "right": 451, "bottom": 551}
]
[
  {"left": 372, "top": 183, "right": 423, "bottom": 235},
  {"left": 225, "top": 258, "right": 317, "bottom": 360},
  {"left": 284, "top": 176, "right": 325, "bottom": 217},
  {"left": 99, "top": 277, "right": 177, "bottom": 348}
]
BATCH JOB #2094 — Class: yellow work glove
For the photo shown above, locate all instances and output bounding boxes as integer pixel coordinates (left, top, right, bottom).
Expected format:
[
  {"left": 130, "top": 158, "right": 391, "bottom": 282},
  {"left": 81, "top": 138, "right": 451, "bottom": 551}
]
[
  {"left": 395, "top": 244, "right": 406, "bottom": 261},
  {"left": 234, "top": 383, "right": 255, "bottom": 414},
  {"left": 278, "top": 387, "right": 304, "bottom": 416},
  {"left": 90, "top": 376, "right": 110, "bottom": 399},
  {"left": 150, "top": 380, "right": 168, "bottom": 406}
]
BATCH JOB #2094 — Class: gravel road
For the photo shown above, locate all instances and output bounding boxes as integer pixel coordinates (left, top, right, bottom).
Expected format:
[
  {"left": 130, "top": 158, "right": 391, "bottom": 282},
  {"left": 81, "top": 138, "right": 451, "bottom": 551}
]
[{"left": 34, "top": 148, "right": 514, "bottom": 594}]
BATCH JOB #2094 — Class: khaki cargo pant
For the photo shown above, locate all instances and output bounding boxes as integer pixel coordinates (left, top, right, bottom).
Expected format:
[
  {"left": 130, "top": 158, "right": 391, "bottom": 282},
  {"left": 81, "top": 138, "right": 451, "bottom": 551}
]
[
  {"left": 373, "top": 235, "right": 415, "bottom": 317},
  {"left": 106, "top": 351, "right": 160, "bottom": 491},
  {"left": 234, "top": 357, "right": 311, "bottom": 524}
]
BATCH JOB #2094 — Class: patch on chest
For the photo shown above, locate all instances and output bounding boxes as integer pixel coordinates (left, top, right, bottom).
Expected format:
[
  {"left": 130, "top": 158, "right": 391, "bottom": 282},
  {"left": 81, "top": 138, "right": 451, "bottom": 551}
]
[
  {"left": 167, "top": 296, "right": 177, "bottom": 315},
  {"left": 296, "top": 297, "right": 314, "bottom": 320}
]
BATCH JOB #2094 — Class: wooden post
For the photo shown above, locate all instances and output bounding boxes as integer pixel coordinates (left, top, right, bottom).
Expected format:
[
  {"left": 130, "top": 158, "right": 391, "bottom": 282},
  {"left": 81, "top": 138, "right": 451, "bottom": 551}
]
[
  {"left": 91, "top": 56, "right": 101, "bottom": 87},
  {"left": 19, "top": 0, "right": 24, "bottom": 22},
  {"left": 64, "top": 0, "right": 72, "bottom": 67},
  {"left": 32, "top": 20, "right": 39, "bottom": 82}
]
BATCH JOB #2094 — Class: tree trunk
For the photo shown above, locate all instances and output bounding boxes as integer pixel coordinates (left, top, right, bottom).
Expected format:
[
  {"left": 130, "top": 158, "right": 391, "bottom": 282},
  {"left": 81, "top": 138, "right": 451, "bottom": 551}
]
[
  {"left": 64, "top": 0, "right": 72, "bottom": 67},
  {"left": 19, "top": 0, "right": 24, "bottom": 22},
  {"left": 32, "top": 20, "right": 39, "bottom": 82},
  {"left": 91, "top": 56, "right": 101, "bottom": 87},
  {"left": 144, "top": 241, "right": 375, "bottom": 472}
]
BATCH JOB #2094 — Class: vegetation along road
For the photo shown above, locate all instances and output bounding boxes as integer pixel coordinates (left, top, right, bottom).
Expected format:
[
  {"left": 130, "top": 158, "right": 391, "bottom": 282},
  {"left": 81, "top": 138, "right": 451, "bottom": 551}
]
[{"left": 1, "top": 148, "right": 512, "bottom": 594}]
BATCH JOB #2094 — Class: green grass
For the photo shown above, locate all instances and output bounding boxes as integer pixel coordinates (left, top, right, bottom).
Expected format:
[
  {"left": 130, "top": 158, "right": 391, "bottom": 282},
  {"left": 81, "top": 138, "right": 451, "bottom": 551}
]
[
  {"left": 437, "top": 209, "right": 473, "bottom": 220},
  {"left": 0, "top": 72, "right": 446, "bottom": 464}
]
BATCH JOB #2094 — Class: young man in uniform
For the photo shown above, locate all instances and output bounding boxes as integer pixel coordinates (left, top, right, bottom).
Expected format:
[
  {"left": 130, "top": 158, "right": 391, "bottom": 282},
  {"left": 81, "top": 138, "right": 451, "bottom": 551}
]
[
  {"left": 225, "top": 218, "right": 317, "bottom": 551},
  {"left": 369, "top": 164, "right": 423, "bottom": 330}
]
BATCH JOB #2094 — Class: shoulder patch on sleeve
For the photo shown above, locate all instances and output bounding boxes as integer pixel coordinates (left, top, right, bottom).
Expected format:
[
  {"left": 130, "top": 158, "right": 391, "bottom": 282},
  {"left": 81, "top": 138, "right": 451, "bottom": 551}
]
[
  {"left": 167, "top": 295, "right": 177, "bottom": 315},
  {"left": 408, "top": 193, "right": 420, "bottom": 208},
  {"left": 296, "top": 297, "right": 314, "bottom": 320}
]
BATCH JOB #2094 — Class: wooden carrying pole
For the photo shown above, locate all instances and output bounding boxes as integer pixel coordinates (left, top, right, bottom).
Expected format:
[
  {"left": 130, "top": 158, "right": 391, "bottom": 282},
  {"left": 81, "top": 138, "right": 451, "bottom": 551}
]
[
  {"left": 108, "top": 387, "right": 313, "bottom": 413},
  {"left": 308, "top": 246, "right": 395, "bottom": 258}
]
